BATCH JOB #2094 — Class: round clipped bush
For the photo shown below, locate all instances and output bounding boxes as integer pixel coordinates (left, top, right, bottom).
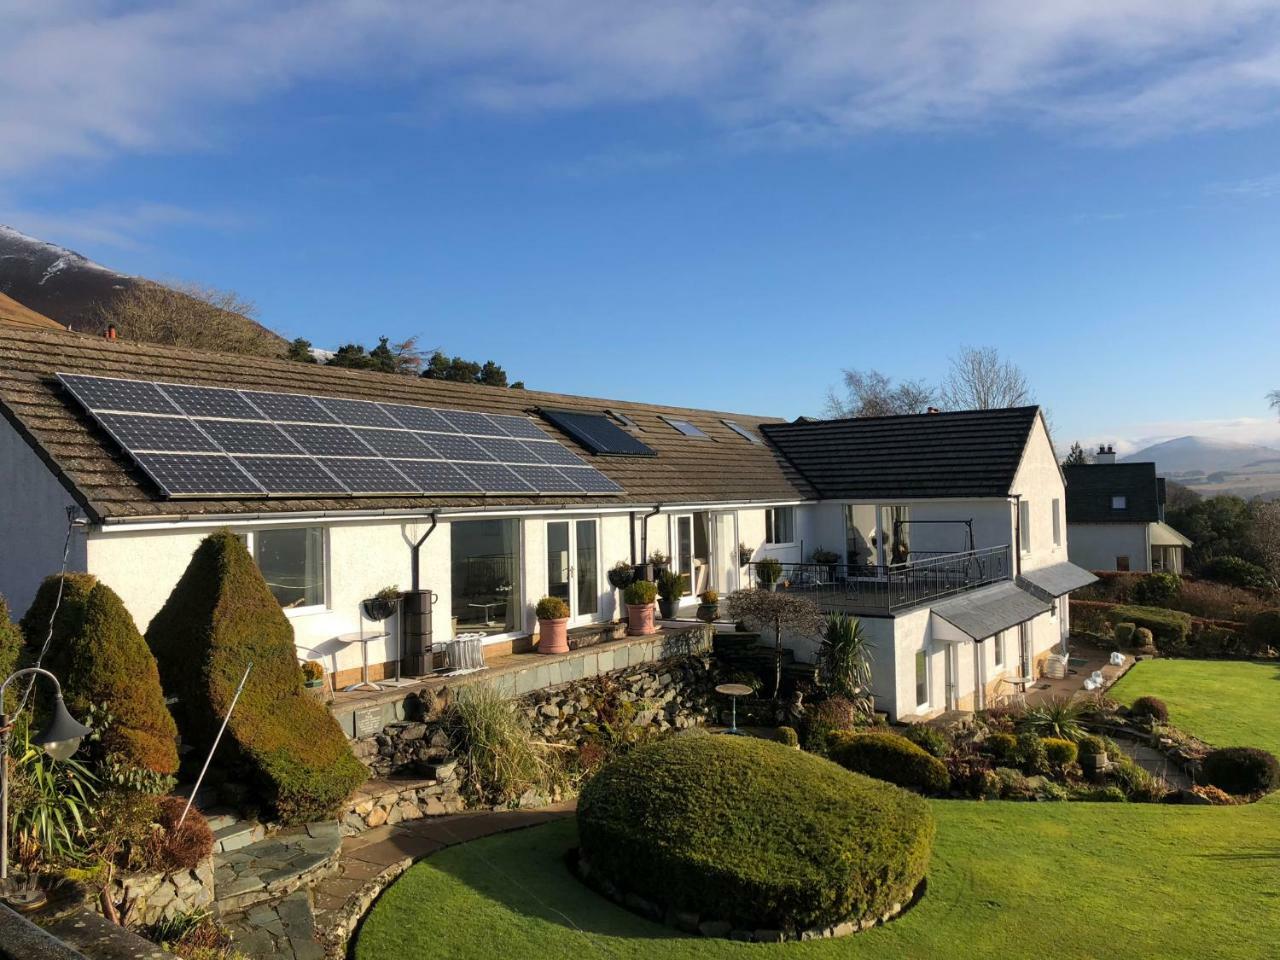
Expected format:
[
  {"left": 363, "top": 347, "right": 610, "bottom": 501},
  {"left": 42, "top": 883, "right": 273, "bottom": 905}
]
[
  {"left": 1041, "top": 737, "right": 1078, "bottom": 769},
  {"left": 902, "top": 723, "right": 951, "bottom": 758},
  {"left": 534, "top": 595, "right": 569, "bottom": 620},
  {"left": 1076, "top": 735, "right": 1108, "bottom": 760},
  {"left": 984, "top": 731, "right": 1018, "bottom": 763},
  {"left": 1200, "top": 747, "right": 1280, "bottom": 797},
  {"left": 1130, "top": 695, "right": 1169, "bottom": 722},
  {"left": 1112, "top": 622, "right": 1136, "bottom": 647},
  {"left": 577, "top": 735, "right": 934, "bottom": 932},
  {"left": 623, "top": 580, "right": 657, "bottom": 605},
  {"left": 776, "top": 725, "right": 799, "bottom": 748},
  {"left": 830, "top": 732, "right": 951, "bottom": 795}
]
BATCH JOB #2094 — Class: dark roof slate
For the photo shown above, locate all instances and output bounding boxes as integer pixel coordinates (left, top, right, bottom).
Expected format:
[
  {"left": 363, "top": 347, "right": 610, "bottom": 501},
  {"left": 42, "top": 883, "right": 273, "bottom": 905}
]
[
  {"left": 1062, "top": 462, "right": 1162, "bottom": 524},
  {"left": 760, "top": 406, "right": 1040, "bottom": 500},
  {"left": 0, "top": 326, "right": 809, "bottom": 522}
]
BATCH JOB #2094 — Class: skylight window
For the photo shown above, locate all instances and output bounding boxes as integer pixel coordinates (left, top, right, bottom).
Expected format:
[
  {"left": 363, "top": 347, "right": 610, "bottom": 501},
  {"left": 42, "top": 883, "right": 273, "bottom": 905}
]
[
  {"left": 605, "top": 409, "right": 639, "bottom": 430},
  {"left": 721, "top": 419, "right": 761, "bottom": 444},
  {"left": 660, "top": 415, "right": 708, "bottom": 438}
]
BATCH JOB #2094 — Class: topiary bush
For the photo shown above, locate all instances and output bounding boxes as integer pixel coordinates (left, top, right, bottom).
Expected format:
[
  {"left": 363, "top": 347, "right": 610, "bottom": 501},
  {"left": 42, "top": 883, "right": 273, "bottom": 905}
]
[
  {"left": 534, "top": 596, "right": 569, "bottom": 620},
  {"left": 830, "top": 731, "right": 951, "bottom": 795},
  {"left": 623, "top": 580, "right": 657, "bottom": 605},
  {"left": 1130, "top": 695, "right": 1170, "bottom": 722},
  {"left": 984, "top": 731, "right": 1019, "bottom": 764},
  {"left": 1200, "top": 747, "right": 1280, "bottom": 797},
  {"left": 902, "top": 723, "right": 951, "bottom": 758},
  {"left": 1104, "top": 605, "right": 1192, "bottom": 653},
  {"left": 1041, "top": 737, "right": 1078, "bottom": 769},
  {"left": 776, "top": 725, "right": 799, "bottom": 748},
  {"left": 1112, "top": 622, "right": 1136, "bottom": 647},
  {"left": 1076, "top": 735, "right": 1108, "bottom": 761},
  {"left": 145, "top": 531, "right": 365, "bottom": 823},
  {"left": 20, "top": 576, "right": 177, "bottom": 776},
  {"left": 577, "top": 735, "right": 934, "bottom": 932}
]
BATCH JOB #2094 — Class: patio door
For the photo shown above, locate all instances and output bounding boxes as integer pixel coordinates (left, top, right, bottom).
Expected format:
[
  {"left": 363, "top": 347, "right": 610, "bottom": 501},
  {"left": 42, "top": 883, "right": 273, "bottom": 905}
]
[
  {"left": 546, "top": 519, "right": 601, "bottom": 625},
  {"left": 672, "top": 513, "right": 696, "bottom": 600},
  {"left": 711, "top": 511, "right": 739, "bottom": 594}
]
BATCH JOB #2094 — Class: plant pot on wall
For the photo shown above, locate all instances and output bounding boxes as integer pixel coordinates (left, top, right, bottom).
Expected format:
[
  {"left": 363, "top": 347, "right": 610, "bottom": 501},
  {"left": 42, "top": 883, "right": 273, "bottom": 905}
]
[
  {"left": 362, "top": 596, "right": 398, "bottom": 621},
  {"left": 627, "top": 603, "right": 656, "bottom": 636},
  {"left": 535, "top": 596, "right": 571, "bottom": 654}
]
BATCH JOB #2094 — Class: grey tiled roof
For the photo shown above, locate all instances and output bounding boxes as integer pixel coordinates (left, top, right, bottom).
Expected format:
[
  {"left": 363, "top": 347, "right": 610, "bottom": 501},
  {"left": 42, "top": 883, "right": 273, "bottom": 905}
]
[{"left": 1062, "top": 462, "right": 1162, "bottom": 524}]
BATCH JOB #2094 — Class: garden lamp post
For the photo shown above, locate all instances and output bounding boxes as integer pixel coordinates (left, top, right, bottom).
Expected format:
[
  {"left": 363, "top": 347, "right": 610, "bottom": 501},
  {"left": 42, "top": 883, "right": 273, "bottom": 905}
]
[{"left": 0, "top": 667, "right": 93, "bottom": 881}]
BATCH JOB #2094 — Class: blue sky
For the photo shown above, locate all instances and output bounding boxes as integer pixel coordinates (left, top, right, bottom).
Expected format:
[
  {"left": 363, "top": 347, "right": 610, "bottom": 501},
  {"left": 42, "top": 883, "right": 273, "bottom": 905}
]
[{"left": 3, "top": 2, "right": 1280, "bottom": 453}]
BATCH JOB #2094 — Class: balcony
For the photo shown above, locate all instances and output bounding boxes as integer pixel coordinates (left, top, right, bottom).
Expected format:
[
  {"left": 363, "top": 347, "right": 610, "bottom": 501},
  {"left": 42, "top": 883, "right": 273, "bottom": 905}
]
[{"left": 745, "top": 545, "right": 1012, "bottom": 617}]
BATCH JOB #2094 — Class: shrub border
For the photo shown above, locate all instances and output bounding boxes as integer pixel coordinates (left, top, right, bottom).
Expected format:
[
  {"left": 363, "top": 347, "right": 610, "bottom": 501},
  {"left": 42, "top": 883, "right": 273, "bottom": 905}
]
[{"left": 569, "top": 847, "right": 925, "bottom": 942}]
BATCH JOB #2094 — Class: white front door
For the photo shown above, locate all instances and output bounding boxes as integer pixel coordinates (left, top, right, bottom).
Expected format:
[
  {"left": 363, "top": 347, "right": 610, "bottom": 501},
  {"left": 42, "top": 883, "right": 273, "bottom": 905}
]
[
  {"left": 711, "top": 510, "right": 739, "bottom": 595},
  {"left": 546, "top": 519, "right": 601, "bottom": 625}
]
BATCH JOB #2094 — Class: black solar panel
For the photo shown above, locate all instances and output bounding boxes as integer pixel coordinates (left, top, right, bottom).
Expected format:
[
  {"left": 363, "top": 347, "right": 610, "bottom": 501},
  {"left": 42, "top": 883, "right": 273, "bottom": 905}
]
[
  {"left": 163, "top": 384, "right": 261, "bottom": 420},
  {"left": 59, "top": 374, "right": 179, "bottom": 415},
  {"left": 57, "top": 373, "right": 625, "bottom": 499},
  {"left": 539, "top": 409, "right": 656, "bottom": 457},
  {"left": 134, "top": 453, "right": 263, "bottom": 496},
  {"left": 97, "top": 414, "right": 219, "bottom": 453},
  {"left": 197, "top": 419, "right": 300, "bottom": 455}
]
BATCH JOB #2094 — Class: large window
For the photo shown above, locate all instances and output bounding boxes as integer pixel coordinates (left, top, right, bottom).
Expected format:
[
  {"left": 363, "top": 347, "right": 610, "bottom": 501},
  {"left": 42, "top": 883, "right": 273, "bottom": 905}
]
[
  {"left": 252, "top": 527, "right": 326, "bottom": 610},
  {"left": 994, "top": 630, "right": 1005, "bottom": 667},
  {"left": 765, "top": 507, "right": 795, "bottom": 545},
  {"left": 915, "top": 649, "right": 929, "bottom": 707},
  {"left": 1019, "top": 501, "right": 1032, "bottom": 553},
  {"left": 452, "top": 519, "right": 522, "bottom": 637}
]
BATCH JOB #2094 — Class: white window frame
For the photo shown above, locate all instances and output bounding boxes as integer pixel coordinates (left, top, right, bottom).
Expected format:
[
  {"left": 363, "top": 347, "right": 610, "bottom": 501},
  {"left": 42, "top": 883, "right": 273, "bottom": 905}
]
[
  {"left": 1019, "top": 500, "right": 1032, "bottom": 554},
  {"left": 240, "top": 526, "right": 329, "bottom": 616},
  {"left": 994, "top": 630, "right": 1004, "bottom": 667},
  {"left": 1111, "top": 495, "right": 1127, "bottom": 510},
  {"left": 1051, "top": 498, "right": 1062, "bottom": 547},
  {"left": 765, "top": 507, "right": 796, "bottom": 546}
]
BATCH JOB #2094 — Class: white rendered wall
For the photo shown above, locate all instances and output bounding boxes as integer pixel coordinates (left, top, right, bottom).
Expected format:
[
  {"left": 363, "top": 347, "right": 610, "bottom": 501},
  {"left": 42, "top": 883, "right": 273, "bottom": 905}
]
[
  {"left": 1009, "top": 415, "right": 1070, "bottom": 575},
  {"left": 0, "top": 423, "right": 87, "bottom": 618},
  {"left": 1067, "top": 523, "right": 1150, "bottom": 573}
]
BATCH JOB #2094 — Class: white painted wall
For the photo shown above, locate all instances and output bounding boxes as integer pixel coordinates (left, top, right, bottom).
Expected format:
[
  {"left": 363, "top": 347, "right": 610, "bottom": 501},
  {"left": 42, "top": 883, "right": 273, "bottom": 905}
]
[
  {"left": 1009, "top": 414, "right": 1070, "bottom": 576},
  {"left": 0, "top": 424, "right": 87, "bottom": 617},
  {"left": 1067, "top": 523, "right": 1150, "bottom": 573}
]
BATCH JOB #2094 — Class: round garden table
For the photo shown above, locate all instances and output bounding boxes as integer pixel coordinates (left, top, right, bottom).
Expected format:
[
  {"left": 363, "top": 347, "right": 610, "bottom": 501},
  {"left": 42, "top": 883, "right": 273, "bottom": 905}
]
[{"left": 714, "top": 682, "right": 754, "bottom": 734}]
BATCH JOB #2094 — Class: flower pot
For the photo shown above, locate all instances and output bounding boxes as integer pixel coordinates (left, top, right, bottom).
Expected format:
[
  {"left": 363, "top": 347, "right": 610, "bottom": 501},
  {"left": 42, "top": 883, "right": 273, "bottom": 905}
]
[
  {"left": 627, "top": 602, "right": 656, "bottom": 636},
  {"left": 632, "top": 562, "right": 654, "bottom": 583},
  {"left": 304, "top": 678, "right": 324, "bottom": 689},
  {"left": 658, "top": 597, "right": 677, "bottom": 619},
  {"left": 362, "top": 597, "right": 397, "bottom": 621},
  {"left": 696, "top": 602, "right": 718, "bottom": 623},
  {"left": 538, "top": 616, "right": 570, "bottom": 655}
]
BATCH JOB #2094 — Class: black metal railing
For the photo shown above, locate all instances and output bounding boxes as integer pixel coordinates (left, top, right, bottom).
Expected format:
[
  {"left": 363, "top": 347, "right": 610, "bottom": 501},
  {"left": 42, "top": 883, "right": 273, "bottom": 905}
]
[{"left": 745, "top": 545, "right": 1011, "bottom": 616}]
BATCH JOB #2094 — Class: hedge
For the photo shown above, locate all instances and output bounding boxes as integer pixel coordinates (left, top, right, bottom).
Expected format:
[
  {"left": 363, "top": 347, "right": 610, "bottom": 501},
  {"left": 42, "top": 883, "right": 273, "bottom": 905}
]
[
  {"left": 830, "top": 731, "right": 951, "bottom": 795},
  {"left": 21, "top": 576, "right": 177, "bottom": 775},
  {"left": 577, "top": 735, "right": 934, "bottom": 931},
  {"left": 1103, "top": 604, "right": 1192, "bottom": 649},
  {"left": 1071, "top": 599, "right": 1273, "bottom": 659},
  {"left": 0, "top": 595, "right": 22, "bottom": 713},
  {"left": 146, "top": 530, "right": 365, "bottom": 823}
]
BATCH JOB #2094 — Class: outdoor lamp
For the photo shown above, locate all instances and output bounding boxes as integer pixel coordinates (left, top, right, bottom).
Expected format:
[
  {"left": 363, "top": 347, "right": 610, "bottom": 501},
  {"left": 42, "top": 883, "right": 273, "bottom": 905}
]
[{"left": 30, "top": 694, "right": 92, "bottom": 761}]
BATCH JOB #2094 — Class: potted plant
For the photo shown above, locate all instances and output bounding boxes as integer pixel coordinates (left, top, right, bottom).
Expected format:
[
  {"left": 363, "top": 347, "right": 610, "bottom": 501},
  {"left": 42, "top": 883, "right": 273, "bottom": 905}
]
[
  {"left": 649, "top": 549, "right": 670, "bottom": 575},
  {"left": 301, "top": 659, "right": 326, "bottom": 688},
  {"left": 607, "top": 560, "right": 635, "bottom": 592},
  {"left": 696, "top": 589, "right": 719, "bottom": 623},
  {"left": 624, "top": 579, "right": 658, "bottom": 636},
  {"left": 362, "top": 585, "right": 401, "bottom": 621},
  {"left": 536, "top": 595, "right": 571, "bottom": 655},
  {"left": 755, "top": 557, "right": 782, "bottom": 591},
  {"left": 738, "top": 542, "right": 754, "bottom": 567},
  {"left": 656, "top": 569, "right": 688, "bottom": 619},
  {"left": 811, "top": 547, "right": 840, "bottom": 581}
]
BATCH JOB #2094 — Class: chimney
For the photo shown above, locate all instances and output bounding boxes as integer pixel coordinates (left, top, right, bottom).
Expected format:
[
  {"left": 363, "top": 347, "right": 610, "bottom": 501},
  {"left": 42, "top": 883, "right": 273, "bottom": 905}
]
[
  {"left": 926, "top": 406, "right": 941, "bottom": 414},
  {"left": 1095, "top": 444, "right": 1116, "bottom": 465},
  {"left": 104, "top": 324, "right": 118, "bottom": 341}
]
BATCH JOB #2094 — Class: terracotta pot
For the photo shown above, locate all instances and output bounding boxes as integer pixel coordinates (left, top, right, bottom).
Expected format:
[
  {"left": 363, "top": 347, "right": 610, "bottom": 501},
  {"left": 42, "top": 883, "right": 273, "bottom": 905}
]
[
  {"left": 627, "top": 602, "right": 656, "bottom": 636},
  {"left": 538, "top": 616, "right": 570, "bottom": 655}
]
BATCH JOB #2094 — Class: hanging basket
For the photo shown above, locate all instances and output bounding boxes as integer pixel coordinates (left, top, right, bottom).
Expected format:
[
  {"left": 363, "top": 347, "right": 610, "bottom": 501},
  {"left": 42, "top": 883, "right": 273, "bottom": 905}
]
[{"left": 362, "top": 597, "right": 397, "bottom": 621}]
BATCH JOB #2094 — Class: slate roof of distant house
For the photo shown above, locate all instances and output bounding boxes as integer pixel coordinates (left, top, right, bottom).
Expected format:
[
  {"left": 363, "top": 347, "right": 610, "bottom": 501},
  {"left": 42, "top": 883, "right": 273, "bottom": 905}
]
[
  {"left": 1062, "top": 462, "right": 1163, "bottom": 524},
  {"left": 0, "top": 291, "right": 64, "bottom": 331},
  {"left": 760, "top": 406, "right": 1042, "bottom": 500},
  {"left": 0, "top": 326, "right": 809, "bottom": 522}
]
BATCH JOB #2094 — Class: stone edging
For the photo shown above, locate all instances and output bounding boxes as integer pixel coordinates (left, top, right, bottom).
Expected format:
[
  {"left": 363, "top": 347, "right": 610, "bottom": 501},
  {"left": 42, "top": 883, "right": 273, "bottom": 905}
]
[
  {"left": 570, "top": 848, "right": 924, "bottom": 942},
  {"left": 316, "top": 856, "right": 415, "bottom": 959}
]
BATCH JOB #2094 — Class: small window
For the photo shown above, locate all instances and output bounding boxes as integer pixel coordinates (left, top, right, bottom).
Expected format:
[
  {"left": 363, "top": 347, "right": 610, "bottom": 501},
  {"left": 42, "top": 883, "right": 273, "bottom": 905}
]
[
  {"left": 915, "top": 650, "right": 929, "bottom": 707},
  {"left": 605, "top": 409, "right": 638, "bottom": 429},
  {"left": 1111, "top": 495, "right": 1127, "bottom": 510},
  {"left": 721, "top": 419, "right": 761, "bottom": 444},
  {"left": 253, "top": 527, "right": 326, "bottom": 609},
  {"left": 1116, "top": 555, "right": 1131, "bottom": 572},
  {"left": 660, "top": 415, "right": 708, "bottom": 438},
  {"left": 994, "top": 631, "right": 1004, "bottom": 667},
  {"left": 1051, "top": 498, "right": 1062, "bottom": 547},
  {"left": 1019, "top": 501, "right": 1032, "bottom": 553},
  {"left": 765, "top": 507, "right": 795, "bottom": 544}
]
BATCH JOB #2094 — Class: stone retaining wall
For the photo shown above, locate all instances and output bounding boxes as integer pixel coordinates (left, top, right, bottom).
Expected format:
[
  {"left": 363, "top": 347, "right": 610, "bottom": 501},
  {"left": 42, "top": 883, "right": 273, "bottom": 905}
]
[{"left": 104, "top": 856, "right": 216, "bottom": 926}]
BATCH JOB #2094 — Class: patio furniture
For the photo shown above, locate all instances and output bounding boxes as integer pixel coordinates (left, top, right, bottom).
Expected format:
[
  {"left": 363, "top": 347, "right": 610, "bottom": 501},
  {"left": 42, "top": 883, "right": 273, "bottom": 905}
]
[
  {"left": 715, "top": 682, "right": 754, "bottom": 734},
  {"left": 334, "top": 629, "right": 384, "bottom": 692},
  {"left": 433, "top": 631, "right": 488, "bottom": 675}
]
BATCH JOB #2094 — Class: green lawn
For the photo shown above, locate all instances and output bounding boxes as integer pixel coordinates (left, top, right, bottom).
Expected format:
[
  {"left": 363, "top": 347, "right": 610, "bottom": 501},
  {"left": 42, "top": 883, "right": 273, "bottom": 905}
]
[
  {"left": 1110, "top": 659, "right": 1280, "bottom": 754},
  {"left": 355, "top": 660, "right": 1280, "bottom": 960}
]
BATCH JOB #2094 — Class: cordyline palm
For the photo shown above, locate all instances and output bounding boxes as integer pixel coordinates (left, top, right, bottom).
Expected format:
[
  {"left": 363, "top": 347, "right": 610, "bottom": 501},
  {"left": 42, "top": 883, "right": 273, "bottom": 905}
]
[
  {"left": 725, "top": 589, "right": 824, "bottom": 701},
  {"left": 819, "top": 613, "right": 874, "bottom": 717}
]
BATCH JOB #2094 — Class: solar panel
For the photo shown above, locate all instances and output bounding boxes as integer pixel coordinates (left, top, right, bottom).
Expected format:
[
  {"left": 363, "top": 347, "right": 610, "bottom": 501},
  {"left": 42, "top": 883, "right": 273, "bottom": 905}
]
[
  {"left": 195, "top": 419, "right": 298, "bottom": 455},
  {"left": 163, "top": 384, "right": 262, "bottom": 420},
  {"left": 134, "top": 453, "right": 263, "bottom": 496},
  {"left": 539, "top": 409, "right": 656, "bottom": 457},
  {"left": 57, "top": 373, "right": 626, "bottom": 499},
  {"left": 59, "top": 374, "right": 179, "bottom": 415},
  {"left": 97, "top": 414, "right": 220, "bottom": 453}
]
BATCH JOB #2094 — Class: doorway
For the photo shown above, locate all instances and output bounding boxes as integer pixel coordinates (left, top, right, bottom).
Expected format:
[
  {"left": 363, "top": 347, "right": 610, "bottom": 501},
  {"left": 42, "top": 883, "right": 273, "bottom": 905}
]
[{"left": 546, "top": 519, "right": 601, "bottom": 624}]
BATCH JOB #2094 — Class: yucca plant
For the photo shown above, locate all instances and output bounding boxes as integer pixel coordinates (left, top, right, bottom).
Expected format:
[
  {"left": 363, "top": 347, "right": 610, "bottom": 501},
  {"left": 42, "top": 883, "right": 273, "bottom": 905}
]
[
  {"left": 818, "top": 613, "right": 874, "bottom": 717},
  {"left": 7, "top": 728, "right": 98, "bottom": 865},
  {"left": 1019, "top": 696, "right": 1086, "bottom": 742}
]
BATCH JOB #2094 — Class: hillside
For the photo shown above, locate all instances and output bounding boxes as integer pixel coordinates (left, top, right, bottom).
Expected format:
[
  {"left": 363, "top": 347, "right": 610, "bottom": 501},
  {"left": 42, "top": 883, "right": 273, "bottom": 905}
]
[
  {"left": 0, "top": 224, "right": 285, "bottom": 352},
  {"left": 1123, "top": 435, "right": 1280, "bottom": 500}
]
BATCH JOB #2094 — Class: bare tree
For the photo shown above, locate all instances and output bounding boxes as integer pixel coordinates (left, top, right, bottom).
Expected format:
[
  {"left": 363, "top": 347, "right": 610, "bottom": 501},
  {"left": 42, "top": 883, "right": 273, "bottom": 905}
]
[
  {"left": 724, "top": 589, "right": 825, "bottom": 701},
  {"left": 1248, "top": 500, "right": 1280, "bottom": 585},
  {"left": 825, "top": 369, "right": 937, "bottom": 418},
  {"left": 939, "top": 346, "right": 1033, "bottom": 410},
  {"left": 1269, "top": 389, "right": 1279, "bottom": 417},
  {"left": 89, "top": 281, "right": 281, "bottom": 357}
]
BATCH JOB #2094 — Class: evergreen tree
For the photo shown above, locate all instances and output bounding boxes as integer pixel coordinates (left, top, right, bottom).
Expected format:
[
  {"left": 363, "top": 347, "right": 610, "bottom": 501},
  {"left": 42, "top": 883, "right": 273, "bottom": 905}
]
[
  {"left": 1062, "top": 442, "right": 1088, "bottom": 466},
  {"left": 284, "top": 338, "right": 317, "bottom": 363}
]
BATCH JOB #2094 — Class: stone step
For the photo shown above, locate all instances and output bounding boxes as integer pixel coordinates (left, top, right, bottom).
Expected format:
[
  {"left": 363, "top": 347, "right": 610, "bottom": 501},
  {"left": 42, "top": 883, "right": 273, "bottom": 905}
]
[
  {"left": 203, "top": 807, "right": 242, "bottom": 833},
  {"left": 214, "top": 821, "right": 342, "bottom": 916},
  {"left": 213, "top": 819, "right": 267, "bottom": 853}
]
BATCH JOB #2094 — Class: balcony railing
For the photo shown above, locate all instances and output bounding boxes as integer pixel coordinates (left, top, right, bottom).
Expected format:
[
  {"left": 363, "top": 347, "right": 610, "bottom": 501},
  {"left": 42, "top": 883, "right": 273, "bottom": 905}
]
[{"left": 745, "top": 545, "right": 1011, "bottom": 616}]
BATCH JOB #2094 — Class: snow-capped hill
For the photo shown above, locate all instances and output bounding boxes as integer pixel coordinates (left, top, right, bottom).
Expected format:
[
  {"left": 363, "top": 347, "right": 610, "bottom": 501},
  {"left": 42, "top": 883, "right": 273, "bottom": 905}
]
[
  {"left": 1122, "top": 435, "right": 1280, "bottom": 477},
  {"left": 0, "top": 223, "right": 132, "bottom": 331}
]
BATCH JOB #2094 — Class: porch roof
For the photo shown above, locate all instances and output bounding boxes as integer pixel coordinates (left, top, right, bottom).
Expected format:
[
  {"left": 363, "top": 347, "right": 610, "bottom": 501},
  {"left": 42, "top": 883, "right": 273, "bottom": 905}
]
[
  {"left": 930, "top": 580, "right": 1050, "bottom": 642},
  {"left": 1017, "top": 561, "right": 1097, "bottom": 602}
]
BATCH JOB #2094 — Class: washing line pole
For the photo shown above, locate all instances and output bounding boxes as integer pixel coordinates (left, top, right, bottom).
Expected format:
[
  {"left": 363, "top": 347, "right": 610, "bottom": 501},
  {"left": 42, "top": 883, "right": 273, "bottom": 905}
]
[{"left": 178, "top": 662, "right": 253, "bottom": 829}]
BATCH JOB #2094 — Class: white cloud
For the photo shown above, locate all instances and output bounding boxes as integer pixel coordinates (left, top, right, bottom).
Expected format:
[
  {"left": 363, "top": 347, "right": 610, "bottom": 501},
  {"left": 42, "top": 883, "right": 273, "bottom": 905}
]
[
  {"left": 1080, "top": 416, "right": 1280, "bottom": 454},
  {"left": 1210, "top": 171, "right": 1280, "bottom": 197},
  {"left": 4, "top": 1, "right": 1280, "bottom": 177},
  {"left": 0, "top": 202, "right": 241, "bottom": 251}
]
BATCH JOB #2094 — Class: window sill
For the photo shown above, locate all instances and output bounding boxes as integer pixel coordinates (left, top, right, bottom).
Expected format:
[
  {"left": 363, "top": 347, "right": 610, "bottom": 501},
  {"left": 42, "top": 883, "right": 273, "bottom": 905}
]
[{"left": 284, "top": 605, "right": 330, "bottom": 618}]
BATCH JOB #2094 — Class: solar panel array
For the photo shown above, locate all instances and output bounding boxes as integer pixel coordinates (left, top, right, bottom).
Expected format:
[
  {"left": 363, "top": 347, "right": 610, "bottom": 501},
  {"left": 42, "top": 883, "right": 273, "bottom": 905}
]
[{"left": 57, "top": 374, "right": 624, "bottom": 499}]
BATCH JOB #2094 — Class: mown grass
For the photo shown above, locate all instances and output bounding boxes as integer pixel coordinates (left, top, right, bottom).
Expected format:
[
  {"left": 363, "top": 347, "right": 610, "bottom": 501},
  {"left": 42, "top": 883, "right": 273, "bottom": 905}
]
[{"left": 355, "top": 659, "right": 1280, "bottom": 960}]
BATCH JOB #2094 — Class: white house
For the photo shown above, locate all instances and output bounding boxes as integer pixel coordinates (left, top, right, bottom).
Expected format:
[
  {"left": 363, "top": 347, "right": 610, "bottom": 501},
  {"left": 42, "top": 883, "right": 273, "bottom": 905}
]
[
  {"left": 1063, "top": 448, "right": 1191, "bottom": 574},
  {"left": 0, "top": 325, "right": 1094, "bottom": 720}
]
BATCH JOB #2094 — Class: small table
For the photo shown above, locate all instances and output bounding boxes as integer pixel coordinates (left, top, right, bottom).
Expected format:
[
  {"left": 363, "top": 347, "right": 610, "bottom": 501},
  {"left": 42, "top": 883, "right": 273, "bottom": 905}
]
[
  {"left": 468, "top": 601, "right": 502, "bottom": 625},
  {"left": 715, "top": 683, "right": 754, "bottom": 734}
]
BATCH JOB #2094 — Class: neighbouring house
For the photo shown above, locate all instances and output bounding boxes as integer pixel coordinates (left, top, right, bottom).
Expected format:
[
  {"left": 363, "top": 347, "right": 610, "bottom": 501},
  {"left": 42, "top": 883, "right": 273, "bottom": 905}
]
[
  {"left": 0, "top": 325, "right": 1094, "bottom": 721},
  {"left": 1063, "top": 446, "right": 1191, "bottom": 574}
]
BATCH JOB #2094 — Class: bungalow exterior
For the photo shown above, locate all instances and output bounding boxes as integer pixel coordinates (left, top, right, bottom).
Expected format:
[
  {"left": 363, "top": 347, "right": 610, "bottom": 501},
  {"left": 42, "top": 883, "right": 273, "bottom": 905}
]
[{"left": 0, "top": 326, "right": 1093, "bottom": 721}]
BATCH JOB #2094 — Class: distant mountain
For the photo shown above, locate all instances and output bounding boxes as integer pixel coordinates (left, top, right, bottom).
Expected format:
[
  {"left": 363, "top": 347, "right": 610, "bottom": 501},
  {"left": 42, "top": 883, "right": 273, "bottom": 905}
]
[
  {"left": 0, "top": 224, "right": 284, "bottom": 350},
  {"left": 1122, "top": 435, "right": 1280, "bottom": 501}
]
